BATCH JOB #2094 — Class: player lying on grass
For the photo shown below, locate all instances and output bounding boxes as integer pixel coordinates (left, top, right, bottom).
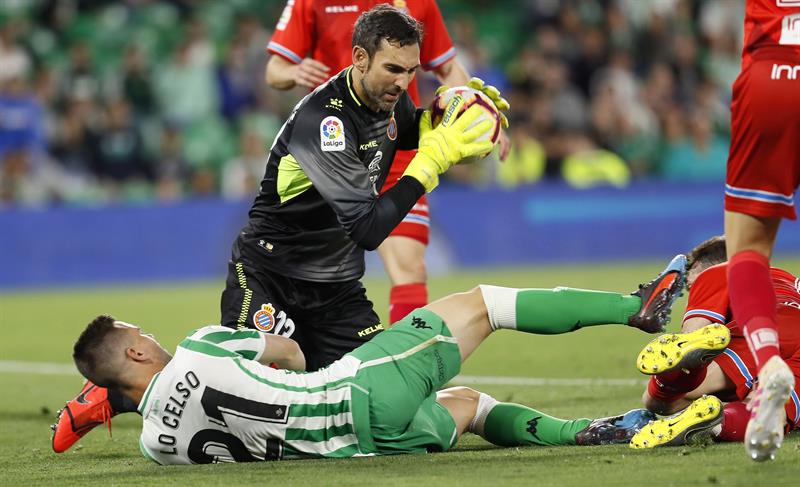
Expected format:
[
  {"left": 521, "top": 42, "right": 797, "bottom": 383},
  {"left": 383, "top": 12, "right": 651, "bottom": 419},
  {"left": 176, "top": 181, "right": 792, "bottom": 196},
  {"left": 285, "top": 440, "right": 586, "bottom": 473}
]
[
  {"left": 629, "top": 237, "right": 800, "bottom": 456},
  {"left": 67, "top": 256, "right": 686, "bottom": 464}
]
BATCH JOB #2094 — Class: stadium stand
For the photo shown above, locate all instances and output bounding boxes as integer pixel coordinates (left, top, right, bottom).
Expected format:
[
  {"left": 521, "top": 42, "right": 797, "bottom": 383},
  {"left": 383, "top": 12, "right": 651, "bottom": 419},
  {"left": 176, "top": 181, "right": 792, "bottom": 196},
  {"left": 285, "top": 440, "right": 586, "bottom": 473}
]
[{"left": 0, "top": 0, "right": 742, "bottom": 206}]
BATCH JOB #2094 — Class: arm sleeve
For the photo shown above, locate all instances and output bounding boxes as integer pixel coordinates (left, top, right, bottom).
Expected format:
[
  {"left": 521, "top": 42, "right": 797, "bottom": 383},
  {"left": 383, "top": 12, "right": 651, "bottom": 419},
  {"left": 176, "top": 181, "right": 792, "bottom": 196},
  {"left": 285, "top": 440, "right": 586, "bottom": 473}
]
[
  {"left": 287, "top": 107, "right": 425, "bottom": 250},
  {"left": 348, "top": 177, "right": 425, "bottom": 249},
  {"left": 684, "top": 265, "right": 730, "bottom": 325},
  {"left": 419, "top": 0, "right": 457, "bottom": 71},
  {"left": 188, "top": 326, "right": 267, "bottom": 361},
  {"left": 267, "top": 0, "right": 312, "bottom": 64}
]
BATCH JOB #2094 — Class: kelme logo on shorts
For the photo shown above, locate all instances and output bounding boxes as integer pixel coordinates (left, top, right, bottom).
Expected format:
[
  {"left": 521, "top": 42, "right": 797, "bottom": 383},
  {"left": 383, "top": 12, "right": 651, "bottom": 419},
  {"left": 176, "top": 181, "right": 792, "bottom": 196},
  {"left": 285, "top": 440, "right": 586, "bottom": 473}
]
[
  {"left": 320, "top": 116, "right": 346, "bottom": 152},
  {"left": 253, "top": 303, "right": 277, "bottom": 332}
]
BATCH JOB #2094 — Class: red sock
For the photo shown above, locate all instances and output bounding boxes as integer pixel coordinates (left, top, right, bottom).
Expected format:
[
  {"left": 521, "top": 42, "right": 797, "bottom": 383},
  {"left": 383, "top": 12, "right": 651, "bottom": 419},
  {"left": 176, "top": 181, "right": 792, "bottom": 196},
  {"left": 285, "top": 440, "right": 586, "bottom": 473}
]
[
  {"left": 647, "top": 367, "right": 708, "bottom": 403},
  {"left": 389, "top": 283, "right": 428, "bottom": 324},
  {"left": 718, "top": 401, "right": 749, "bottom": 442},
  {"left": 727, "top": 251, "right": 780, "bottom": 369}
]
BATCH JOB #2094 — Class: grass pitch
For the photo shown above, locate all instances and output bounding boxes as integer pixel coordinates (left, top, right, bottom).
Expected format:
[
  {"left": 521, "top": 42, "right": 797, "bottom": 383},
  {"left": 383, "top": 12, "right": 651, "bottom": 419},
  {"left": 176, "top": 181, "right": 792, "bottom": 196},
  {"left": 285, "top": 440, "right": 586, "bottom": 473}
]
[{"left": 2, "top": 260, "right": 800, "bottom": 486}]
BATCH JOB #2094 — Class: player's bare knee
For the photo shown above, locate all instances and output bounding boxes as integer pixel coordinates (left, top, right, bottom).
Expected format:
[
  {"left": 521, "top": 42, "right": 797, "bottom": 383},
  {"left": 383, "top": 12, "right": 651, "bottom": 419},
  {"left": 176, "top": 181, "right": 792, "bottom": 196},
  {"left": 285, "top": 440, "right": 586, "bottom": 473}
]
[
  {"left": 466, "top": 286, "right": 483, "bottom": 299},
  {"left": 394, "top": 258, "right": 427, "bottom": 284},
  {"left": 449, "top": 386, "right": 481, "bottom": 401},
  {"left": 438, "top": 387, "right": 481, "bottom": 419},
  {"left": 407, "top": 257, "right": 427, "bottom": 282},
  {"left": 466, "top": 286, "right": 490, "bottom": 311}
]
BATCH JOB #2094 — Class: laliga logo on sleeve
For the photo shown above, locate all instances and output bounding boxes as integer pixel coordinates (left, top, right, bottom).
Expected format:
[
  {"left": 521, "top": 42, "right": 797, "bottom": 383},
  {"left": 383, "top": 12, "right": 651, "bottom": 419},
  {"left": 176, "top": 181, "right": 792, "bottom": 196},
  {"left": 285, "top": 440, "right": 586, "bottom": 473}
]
[
  {"left": 320, "top": 116, "right": 346, "bottom": 152},
  {"left": 253, "top": 303, "right": 277, "bottom": 332}
]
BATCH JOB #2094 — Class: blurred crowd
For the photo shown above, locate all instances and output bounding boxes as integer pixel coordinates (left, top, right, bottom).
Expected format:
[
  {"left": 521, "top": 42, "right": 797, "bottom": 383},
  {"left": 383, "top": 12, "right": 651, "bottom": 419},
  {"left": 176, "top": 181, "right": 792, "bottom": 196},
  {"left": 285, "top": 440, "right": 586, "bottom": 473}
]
[{"left": 0, "top": 0, "right": 742, "bottom": 207}]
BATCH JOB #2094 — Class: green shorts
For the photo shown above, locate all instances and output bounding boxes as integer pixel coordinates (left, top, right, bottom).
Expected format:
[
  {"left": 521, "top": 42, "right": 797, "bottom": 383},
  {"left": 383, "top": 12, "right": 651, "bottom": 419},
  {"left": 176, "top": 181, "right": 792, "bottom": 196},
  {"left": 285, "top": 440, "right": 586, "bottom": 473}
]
[{"left": 347, "top": 309, "right": 462, "bottom": 455}]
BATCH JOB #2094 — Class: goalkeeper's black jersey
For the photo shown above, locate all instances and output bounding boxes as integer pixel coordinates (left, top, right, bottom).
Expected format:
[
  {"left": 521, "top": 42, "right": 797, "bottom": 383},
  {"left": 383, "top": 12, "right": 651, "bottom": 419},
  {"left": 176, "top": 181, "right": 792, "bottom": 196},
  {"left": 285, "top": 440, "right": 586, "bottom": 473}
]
[{"left": 236, "top": 68, "right": 424, "bottom": 282}]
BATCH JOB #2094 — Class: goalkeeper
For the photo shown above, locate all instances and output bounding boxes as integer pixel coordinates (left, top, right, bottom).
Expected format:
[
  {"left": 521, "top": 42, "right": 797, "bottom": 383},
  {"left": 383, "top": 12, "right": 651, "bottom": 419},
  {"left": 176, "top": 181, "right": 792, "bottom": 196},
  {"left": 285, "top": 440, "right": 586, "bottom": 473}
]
[
  {"left": 51, "top": 4, "right": 511, "bottom": 454},
  {"left": 213, "top": 3, "right": 510, "bottom": 369}
]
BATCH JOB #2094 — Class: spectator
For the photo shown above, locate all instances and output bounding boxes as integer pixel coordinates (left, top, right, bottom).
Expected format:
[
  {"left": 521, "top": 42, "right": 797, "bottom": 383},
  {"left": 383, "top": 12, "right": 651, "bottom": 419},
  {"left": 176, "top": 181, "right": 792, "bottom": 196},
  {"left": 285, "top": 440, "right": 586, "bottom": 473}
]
[
  {"left": 185, "top": 16, "right": 214, "bottom": 68},
  {"left": 496, "top": 118, "right": 546, "bottom": 188},
  {"left": 153, "top": 124, "right": 189, "bottom": 202},
  {"left": 220, "top": 130, "right": 265, "bottom": 199},
  {"left": 51, "top": 97, "right": 96, "bottom": 177},
  {"left": 0, "top": 149, "right": 60, "bottom": 205},
  {"left": 0, "top": 0, "right": 752, "bottom": 206},
  {"left": 119, "top": 45, "right": 156, "bottom": 117},
  {"left": 0, "top": 22, "right": 31, "bottom": 86},
  {"left": 59, "top": 42, "right": 102, "bottom": 106},
  {"left": 0, "top": 75, "right": 46, "bottom": 168},
  {"left": 217, "top": 40, "right": 256, "bottom": 122},
  {"left": 659, "top": 109, "right": 728, "bottom": 182},
  {"left": 155, "top": 41, "right": 217, "bottom": 124},
  {"left": 90, "top": 98, "right": 148, "bottom": 184}
]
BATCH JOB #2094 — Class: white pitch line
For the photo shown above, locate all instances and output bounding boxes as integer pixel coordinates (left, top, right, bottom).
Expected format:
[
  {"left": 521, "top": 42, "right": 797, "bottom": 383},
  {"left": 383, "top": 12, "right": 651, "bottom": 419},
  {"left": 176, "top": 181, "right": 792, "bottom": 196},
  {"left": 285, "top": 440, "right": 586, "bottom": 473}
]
[
  {"left": 0, "top": 360, "right": 647, "bottom": 386},
  {"left": 0, "top": 360, "right": 78, "bottom": 376},
  {"left": 452, "top": 375, "right": 647, "bottom": 387}
]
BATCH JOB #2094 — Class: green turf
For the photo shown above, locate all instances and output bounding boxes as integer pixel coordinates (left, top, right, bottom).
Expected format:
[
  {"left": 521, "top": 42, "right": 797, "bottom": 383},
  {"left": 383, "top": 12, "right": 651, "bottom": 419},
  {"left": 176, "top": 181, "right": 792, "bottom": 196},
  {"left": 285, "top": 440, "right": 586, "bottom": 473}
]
[{"left": 2, "top": 260, "right": 800, "bottom": 486}]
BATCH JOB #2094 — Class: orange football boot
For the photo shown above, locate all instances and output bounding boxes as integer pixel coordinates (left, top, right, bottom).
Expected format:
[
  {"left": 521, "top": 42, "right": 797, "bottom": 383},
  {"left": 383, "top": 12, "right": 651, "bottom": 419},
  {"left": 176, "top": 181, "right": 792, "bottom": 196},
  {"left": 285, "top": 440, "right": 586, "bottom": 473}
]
[{"left": 51, "top": 381, "right": 113, "bottom": 453}]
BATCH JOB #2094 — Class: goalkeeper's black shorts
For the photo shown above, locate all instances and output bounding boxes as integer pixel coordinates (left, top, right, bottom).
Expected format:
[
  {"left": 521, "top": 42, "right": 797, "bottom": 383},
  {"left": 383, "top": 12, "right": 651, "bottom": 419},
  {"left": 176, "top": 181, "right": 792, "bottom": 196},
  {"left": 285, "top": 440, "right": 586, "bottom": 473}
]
[{"left": 220, "top": 259, "right": 382, "bottom": 372}]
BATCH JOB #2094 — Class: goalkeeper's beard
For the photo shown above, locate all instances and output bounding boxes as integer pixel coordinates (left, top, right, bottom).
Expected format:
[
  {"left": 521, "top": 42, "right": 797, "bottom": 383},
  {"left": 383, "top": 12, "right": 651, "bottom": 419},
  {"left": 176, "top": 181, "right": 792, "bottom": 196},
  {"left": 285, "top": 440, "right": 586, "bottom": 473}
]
[{"left": 360, "top": 77, "right": 401, "bottom": 112}]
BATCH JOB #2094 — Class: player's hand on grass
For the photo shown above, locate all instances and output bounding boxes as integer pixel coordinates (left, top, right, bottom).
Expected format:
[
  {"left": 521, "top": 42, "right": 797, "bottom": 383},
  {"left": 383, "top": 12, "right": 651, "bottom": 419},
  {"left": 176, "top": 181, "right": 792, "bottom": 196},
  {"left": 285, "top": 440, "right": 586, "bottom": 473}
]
[
  {"left": 293, "top": 58, "right": 331, "bottom": 88},
  {"left": 403, "top": 97, "right": 495, "bottom": 192}
]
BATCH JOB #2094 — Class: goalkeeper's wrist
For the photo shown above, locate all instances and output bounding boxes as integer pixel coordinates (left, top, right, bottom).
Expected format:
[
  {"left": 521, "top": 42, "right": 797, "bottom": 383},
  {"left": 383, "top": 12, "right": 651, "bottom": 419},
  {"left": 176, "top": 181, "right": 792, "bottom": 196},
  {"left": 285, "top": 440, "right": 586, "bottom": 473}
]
[{"left": 402, "top": 152, "right": 441, "bottom": 193}]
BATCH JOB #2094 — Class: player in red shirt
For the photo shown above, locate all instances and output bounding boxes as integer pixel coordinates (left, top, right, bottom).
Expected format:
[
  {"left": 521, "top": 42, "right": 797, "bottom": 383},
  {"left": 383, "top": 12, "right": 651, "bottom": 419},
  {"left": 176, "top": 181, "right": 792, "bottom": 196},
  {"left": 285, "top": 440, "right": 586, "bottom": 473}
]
[
  {"left": 265, "top": 0, "right": 510, "bottom": 325},
  {"left": 628, "top": 236, "right": 800, "bottom": 453},
  {"left": 723, "top": 0, "right": 800, "bottom": 461}
]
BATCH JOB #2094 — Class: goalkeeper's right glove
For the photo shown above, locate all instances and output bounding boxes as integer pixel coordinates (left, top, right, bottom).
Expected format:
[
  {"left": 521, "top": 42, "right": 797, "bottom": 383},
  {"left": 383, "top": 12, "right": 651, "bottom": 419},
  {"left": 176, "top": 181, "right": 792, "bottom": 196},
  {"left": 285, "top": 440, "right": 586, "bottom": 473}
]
[{"left": 402, "top": 96, "right": 495, "bottom": 193}]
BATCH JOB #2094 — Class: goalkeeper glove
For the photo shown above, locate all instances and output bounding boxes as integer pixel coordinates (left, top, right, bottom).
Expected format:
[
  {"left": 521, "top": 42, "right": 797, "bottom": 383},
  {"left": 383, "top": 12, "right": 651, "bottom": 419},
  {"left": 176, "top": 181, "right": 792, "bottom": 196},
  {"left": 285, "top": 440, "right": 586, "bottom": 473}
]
[
  {"left": 403, "top": 95, "right": 495, "bottom": 192},
  {"left": 466, "top": 77, "right": 510, "bottom": 128}
]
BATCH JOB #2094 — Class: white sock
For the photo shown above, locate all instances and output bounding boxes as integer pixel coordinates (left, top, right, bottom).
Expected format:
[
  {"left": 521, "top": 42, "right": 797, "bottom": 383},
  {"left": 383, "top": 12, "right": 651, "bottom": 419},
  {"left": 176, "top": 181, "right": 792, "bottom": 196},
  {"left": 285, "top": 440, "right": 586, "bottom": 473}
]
[
  {"left": 478, "top": 285, "right": 518, "bottom": 331},
  {"left": 468, "top": 392, "right": 499, "bottom": 437}
]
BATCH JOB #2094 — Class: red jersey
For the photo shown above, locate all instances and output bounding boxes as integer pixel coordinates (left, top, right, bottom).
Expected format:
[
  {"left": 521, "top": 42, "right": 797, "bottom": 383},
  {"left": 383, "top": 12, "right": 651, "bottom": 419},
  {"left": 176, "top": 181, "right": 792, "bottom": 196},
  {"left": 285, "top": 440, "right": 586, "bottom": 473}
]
[
  {"left": 268, "top": 0, "right": 456, "bottom": 105},
  {"left": 687, "top": 263, "right": 800, "bottom": 426},
  {"left": 684, "top": 263, "right": 800, "bottom": 327},
  {"left": 743, "top": 0, "right": 800, "bottom": 68}
]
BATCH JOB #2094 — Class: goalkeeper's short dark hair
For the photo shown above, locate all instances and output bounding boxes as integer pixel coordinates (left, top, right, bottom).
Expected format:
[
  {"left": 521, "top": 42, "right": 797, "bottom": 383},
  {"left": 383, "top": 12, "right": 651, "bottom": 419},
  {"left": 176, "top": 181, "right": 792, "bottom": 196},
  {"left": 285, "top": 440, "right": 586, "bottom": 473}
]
[
  {"left": 686, "top": 236, "right": 727, "bottom": 274},
  {"left": 352, "top": 4, "right": 422, "bottom": 62}
]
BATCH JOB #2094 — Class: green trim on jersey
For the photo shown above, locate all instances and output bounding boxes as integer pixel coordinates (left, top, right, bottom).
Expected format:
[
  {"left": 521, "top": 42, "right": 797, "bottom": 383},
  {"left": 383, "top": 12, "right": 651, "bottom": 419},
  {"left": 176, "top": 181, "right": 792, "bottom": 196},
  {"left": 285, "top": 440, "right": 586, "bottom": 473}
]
[
  {"left": 137, "top": 372, "right": 161, "bottom": 415},
  {"left": 196, "top": 329, "right": 263, "bottom": 360},
  {"left": 178, "top": 338, "right": 240, "bottom": 358},
  {"left": 139, "top": 438, "right": 161, "bottom": 465},
  {"left": 200, "top": 329, "right": 262, "bottom": 343},
  {"left": 290, "top": 401, "right": 351, "bottom": 418},
  {"left": 285, "top": 423, "right": 355, "bottom": 443},
  {"left": 233, "top": 358, "right": 355, "bottom": 393},
  {"left": 277, "top": 154, "right": 312, "bottom": 204}
]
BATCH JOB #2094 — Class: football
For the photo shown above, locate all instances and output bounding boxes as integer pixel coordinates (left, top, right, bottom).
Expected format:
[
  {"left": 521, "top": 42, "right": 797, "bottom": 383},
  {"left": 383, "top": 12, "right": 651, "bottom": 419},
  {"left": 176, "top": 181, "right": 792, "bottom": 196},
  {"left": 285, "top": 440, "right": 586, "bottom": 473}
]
[{"left": 430, "top": 86, "right": 502, "bottom": 145}]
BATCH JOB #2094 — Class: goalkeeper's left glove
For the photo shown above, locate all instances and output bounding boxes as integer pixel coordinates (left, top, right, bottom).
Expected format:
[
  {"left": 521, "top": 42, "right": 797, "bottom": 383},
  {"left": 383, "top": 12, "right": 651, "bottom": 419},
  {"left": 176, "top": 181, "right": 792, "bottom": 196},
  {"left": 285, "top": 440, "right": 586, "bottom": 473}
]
[
  {"left": 402, "top": 96, "right": 495, "bottom": 192},
  {"left": 466, "top": 77, "right": 510, "bottom": 128}
]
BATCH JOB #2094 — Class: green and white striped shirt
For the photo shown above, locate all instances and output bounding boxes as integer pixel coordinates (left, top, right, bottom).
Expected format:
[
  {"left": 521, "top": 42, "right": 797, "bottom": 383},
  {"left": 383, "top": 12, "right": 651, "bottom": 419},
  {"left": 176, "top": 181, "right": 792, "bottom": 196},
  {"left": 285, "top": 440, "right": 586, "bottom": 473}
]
[{"left": 138, "top": 326, "right": 370, "bottom": 464}]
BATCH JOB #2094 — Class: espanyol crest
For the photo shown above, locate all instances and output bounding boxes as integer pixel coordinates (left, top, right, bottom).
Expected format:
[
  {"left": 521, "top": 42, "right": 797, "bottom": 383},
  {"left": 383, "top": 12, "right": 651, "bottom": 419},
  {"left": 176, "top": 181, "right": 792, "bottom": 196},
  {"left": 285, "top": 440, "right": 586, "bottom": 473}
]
[{"left": 253, "top": 303, "right": 277, "bottom": 332}]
